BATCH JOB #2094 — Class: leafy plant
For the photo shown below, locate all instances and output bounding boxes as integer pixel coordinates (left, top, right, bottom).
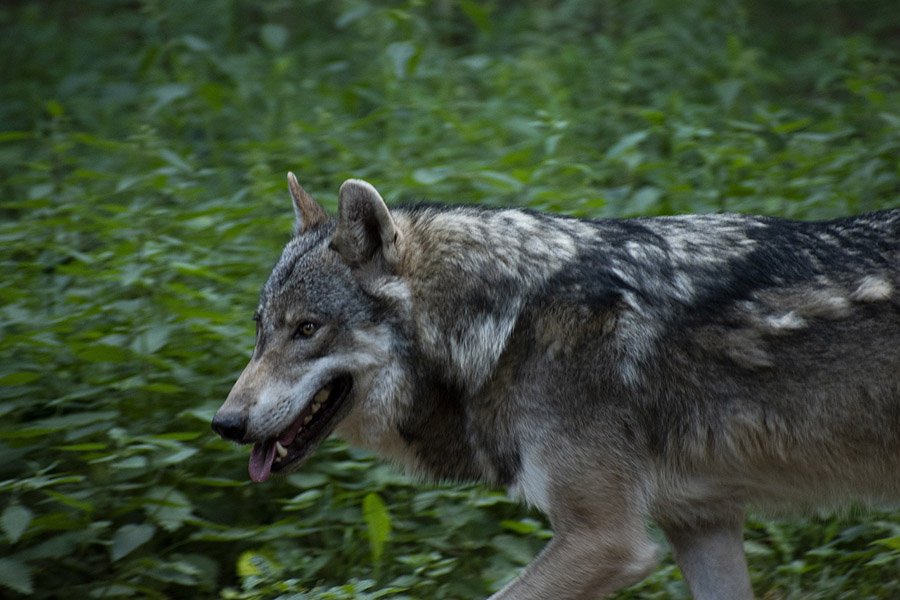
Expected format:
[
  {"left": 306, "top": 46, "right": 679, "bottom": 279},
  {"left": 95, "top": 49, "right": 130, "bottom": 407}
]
[{"left": 1, "top": 0, "right": 898, "bottom": 598}]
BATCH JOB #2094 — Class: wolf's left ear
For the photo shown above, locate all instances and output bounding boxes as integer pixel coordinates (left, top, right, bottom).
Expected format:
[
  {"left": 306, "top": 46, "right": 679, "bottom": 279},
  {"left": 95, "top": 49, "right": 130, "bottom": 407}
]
[
  {"left": 332, "top": 179, "right": 402, "bottom": 270},
  {"left": 288, "top": 172, "right": 328, "bottom": 235}
]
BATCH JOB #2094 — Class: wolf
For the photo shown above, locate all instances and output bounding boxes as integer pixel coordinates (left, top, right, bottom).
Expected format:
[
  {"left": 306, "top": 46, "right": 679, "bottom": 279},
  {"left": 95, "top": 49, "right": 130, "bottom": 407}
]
[{"left": 212, "top": 173, "right": 900, "bottom": 600}]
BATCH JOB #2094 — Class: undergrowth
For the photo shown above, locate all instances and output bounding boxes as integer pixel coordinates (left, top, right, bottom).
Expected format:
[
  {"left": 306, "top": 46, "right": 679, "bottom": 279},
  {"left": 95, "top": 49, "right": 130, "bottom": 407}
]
[{"left": 1, "top": 1, "right": 898, "bottom": 598}]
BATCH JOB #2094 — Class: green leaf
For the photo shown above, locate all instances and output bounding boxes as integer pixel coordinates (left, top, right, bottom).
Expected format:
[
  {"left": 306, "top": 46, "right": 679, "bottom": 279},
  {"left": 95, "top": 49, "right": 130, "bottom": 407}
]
[
  {"left": 500, "top": 518, "right": 543, "bottom": 535},
  {"left": 151, "top": 431, "right": 203, "bottom": 441},
  {"left": 44, "top": 490, "right": 95, "bottom": 512},
  {"left": 46, "top": 99, "right": 64, "bottom": 117},
  {"left": 386, "top": 41, "right": 418, "bottom": 79},
  {"left": 141, "top": 382, "right": 183, "bottom": 394},
  {"left": 6, "top": 411, "right": 117, "bottom": 439},
  {"left": 56, "top": 443, "right": 107, "bottom": 451},
  {"left": 158, "top": 148, "right": 192, "bottom": 173},
  {"left": 145, "top": 487, "right": 193, "bottom": 532},
  {"left": 2, "top": 504, "right": 33, "bottom": 543},
  {"left": 606, "top": 130, "right": 649, "bottom": 159},
  {"left": 237, "top": 550, "right": 280, "bottom": 578},
  {"left": 110, "top": 456, "right": 148, "bottom": 470},
  {"left": 412, "top": 167, "right": 451, "bottom": 185},
  {"left": 172, "top": 261, "right": 232, "bottom": 283},
  {"left": 362, "top": 492, "right": 391, "bottom": 563},
  {"left": 0, "top": 372, "right": 40, "bottom": 385},
  {"left": 110, "top": 523, "right": 156, "bottom": 561},
  {"left": 149, "top": 83, "right": 190, "bottom": 113},
  {"left": 471, "top": 170, "right": 523, "bottom": 192},
  {"left": 260, "top": 24, "right": 288, "bottom": 51},
  {"left": 460, "top": 0, "right": 492, "bottom": 34},
  {"left": 873, "top": 535, "right": 900, "bottom": 550},
  {"left": 131, "top": 324, "right": 172, "bottom": 354},
  {"left": 490, "top": 534, "right": 535, "bottom": 565},
  {"left": 181, "top": 34, "right": 211, "bottom": 52},
  {"left": 622, "top": 186, "right": 663, "bottom": 216},
  {"left": 335, "top": 5, "right": 372, "bottom": 29},
  {"left": 186, "top": 477, "right": 244, "bottom": 488},
  {"left": 75, "top": 344, "right": 131, "bottom": 363},
  {"left": 283, "top": 489, "right": 323, "bottom": 510},
  {"left": 0, "top": 558, "right": 32, "bottom": 594},
  {"left": 0, "top": 131, "right": 32, "bottom": 143},
  {"left": 772, "top": 118, "right": 812, "bottom": 134}
]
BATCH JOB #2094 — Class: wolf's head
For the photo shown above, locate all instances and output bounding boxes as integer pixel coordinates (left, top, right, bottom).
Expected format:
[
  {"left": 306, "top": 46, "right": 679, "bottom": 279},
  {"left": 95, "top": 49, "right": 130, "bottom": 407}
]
[{"left": 212, "top": 174, "right": 410, "bottom": 482}]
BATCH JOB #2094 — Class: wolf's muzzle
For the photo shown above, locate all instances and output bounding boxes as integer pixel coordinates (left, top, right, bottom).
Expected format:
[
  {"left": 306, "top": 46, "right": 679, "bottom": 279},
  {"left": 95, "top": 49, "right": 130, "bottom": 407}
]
[{"left": 211, "top": 411, "right": 247, "bottom": 443}]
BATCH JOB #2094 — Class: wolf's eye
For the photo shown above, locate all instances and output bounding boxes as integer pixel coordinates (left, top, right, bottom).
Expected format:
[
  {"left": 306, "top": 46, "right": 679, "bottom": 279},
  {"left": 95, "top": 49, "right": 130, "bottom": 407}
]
[{"left": 294, "top": 322, "right": 318, "bottom": 339}]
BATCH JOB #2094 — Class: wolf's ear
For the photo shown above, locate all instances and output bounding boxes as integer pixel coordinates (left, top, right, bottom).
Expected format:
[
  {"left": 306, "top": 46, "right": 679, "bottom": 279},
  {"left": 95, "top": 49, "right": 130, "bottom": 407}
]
[
  {"left": 332, "top": 179, "right": 402, "bottom": 270},
  {"left": 288, "top": 172, "right": 328, "bottom": 235}
]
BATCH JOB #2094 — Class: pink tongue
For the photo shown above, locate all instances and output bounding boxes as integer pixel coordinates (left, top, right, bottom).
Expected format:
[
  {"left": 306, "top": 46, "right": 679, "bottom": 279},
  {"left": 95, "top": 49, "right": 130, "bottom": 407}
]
[{"left": 248, "top": 440, "right": 276, "bottom": 483}]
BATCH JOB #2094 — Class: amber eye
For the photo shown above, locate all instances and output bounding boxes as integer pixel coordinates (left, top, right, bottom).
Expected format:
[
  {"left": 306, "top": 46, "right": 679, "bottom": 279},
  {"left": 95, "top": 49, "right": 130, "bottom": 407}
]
[{"left": 294, "top": 322, "right": 317, "bottom": 339}]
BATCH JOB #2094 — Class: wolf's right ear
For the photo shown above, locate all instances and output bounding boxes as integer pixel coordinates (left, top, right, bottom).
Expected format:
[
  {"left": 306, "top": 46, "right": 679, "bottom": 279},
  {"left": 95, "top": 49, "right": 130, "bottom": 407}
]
[
  {"left": 332, "top": 179, "right": 402, "bottom": 270},
  {"left": 288, "top": 172, "right": 328, "bottom": 235}
]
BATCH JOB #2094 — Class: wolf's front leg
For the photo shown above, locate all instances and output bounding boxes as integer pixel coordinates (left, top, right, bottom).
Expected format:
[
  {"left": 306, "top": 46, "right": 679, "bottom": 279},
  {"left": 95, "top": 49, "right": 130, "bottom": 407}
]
[{"left": 487, "top": 523, "right": 659, "bottom": 600}]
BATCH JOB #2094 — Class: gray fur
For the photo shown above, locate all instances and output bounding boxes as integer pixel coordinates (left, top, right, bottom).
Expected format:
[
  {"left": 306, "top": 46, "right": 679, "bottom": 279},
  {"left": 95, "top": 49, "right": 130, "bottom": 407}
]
[{"left": 213, "top": 177, "right": 900, "bottom": 599}]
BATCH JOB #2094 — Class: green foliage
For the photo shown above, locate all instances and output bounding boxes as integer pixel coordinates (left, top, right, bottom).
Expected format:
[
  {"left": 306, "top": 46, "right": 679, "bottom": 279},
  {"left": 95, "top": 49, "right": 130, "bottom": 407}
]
[
  {"left": 1, "top": 0, "right": 898, "bottom": 598},
  {"left": 362, "top": 492, "right": 392, "bottom": 565}
]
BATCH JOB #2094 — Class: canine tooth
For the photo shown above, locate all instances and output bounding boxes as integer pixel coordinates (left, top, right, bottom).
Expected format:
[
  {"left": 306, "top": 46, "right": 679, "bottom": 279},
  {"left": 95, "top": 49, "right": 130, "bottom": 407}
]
[
  {"left": 314, "top": 388, "right": 329, "bottom": 403},
  {"left": 275, "top": 441, "right": 288, "bottom": 458},
  {"left": 303, "top": 415, "right": 312, "bottom": 424}
]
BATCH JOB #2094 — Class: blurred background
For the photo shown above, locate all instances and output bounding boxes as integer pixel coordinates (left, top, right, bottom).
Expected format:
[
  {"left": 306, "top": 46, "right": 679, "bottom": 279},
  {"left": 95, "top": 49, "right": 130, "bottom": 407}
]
[{"left": 1, "top": 1, "right": 898, "bottom": 598}]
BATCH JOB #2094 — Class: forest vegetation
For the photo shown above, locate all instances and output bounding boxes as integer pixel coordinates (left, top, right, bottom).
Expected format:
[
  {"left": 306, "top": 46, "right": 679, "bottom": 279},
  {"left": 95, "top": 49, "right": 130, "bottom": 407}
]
[{"left": 1, "top": 1, "right": 899, "bottom": 598}]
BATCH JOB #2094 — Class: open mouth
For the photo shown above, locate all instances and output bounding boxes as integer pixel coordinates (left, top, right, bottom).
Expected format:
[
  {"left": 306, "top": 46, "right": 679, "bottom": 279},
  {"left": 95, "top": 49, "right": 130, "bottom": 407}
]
[{"left": 248, "top": 375, "right": 352, "bottom": 482}]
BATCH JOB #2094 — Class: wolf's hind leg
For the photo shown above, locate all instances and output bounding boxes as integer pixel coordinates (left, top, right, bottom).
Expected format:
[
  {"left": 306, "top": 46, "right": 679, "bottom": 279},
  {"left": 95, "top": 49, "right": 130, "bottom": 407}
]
[
  {"left": 487, "top": 524, "right": 659, "bottom": 600},
  {"left": 662, "top": 516, "right": 754, "bottom": 600}
]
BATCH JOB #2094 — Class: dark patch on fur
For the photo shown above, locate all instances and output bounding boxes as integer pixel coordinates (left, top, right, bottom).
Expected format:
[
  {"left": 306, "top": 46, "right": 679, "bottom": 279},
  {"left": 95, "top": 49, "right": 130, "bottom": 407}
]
[
  {"left": 396, "top": 361, "right": 522, "bottom": 486},
  {"left": 397, "top": 366, "right": 483, "bottom": 482},
  {"left": 686, "top": 216, "right": 898, "bottom": 324},
  {"left": 541, "top": 248, "right": 631, "bottom": 310},
  {"left": 491, "top": 446, "right": 521, "bottom": 487}
]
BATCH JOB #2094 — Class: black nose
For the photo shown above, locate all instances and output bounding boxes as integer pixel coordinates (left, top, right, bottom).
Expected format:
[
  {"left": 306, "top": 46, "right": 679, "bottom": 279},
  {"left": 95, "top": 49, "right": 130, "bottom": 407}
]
[{"left": 211, "top": 411, "right": 247, "bottom": 442}]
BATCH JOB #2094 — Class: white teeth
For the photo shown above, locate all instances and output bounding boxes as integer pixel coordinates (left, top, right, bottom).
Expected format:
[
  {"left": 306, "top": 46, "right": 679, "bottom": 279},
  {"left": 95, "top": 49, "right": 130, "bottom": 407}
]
[
  {"left": 275, "top": 441, "right": 288, "bottom": 458},
  {"left": 305, "top": 385, "right": 330, "bottom": 420}
]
